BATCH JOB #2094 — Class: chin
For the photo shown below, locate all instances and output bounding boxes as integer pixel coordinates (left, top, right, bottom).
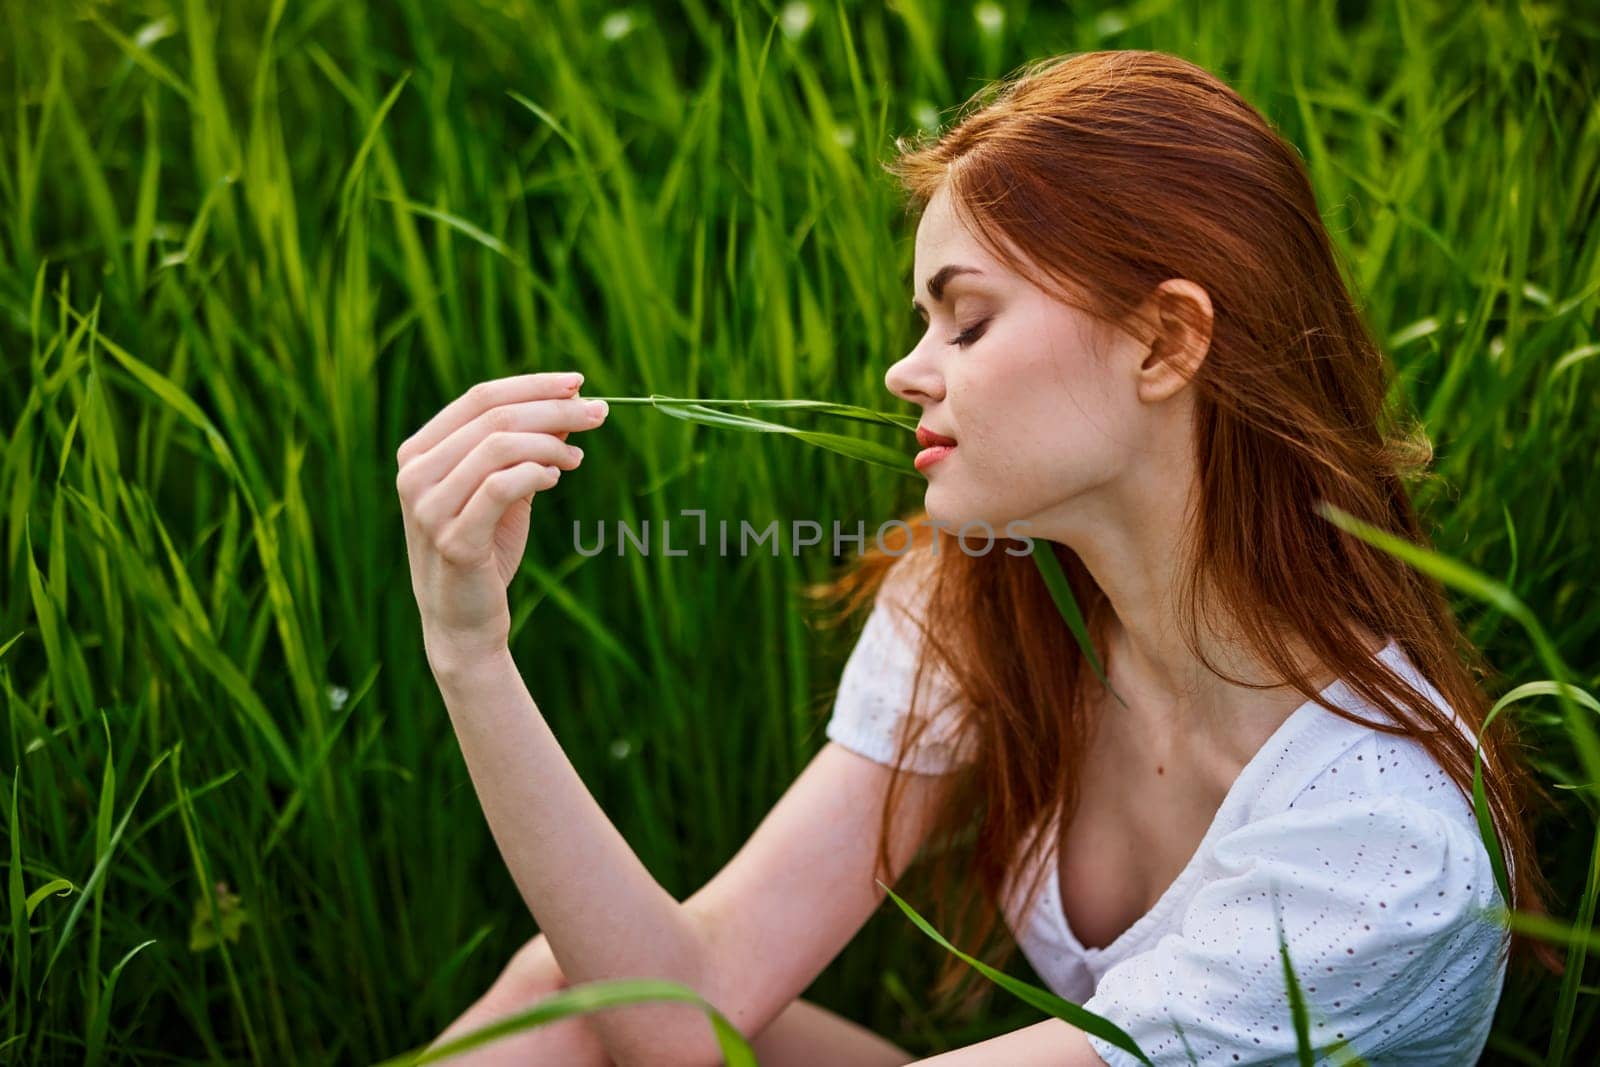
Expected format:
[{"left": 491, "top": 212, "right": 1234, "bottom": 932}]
[
  {"left": 921, "top": 482, "right": 968, "bottom": 528},
  {"left": 923, "top": 485, "right": 1028, "bottom": 544}
]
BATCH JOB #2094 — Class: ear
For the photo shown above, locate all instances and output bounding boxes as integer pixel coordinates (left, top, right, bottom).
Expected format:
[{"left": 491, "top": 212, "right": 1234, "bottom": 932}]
[{"left": 1135, "top": 279, "right": 1213, "bottom": 404}]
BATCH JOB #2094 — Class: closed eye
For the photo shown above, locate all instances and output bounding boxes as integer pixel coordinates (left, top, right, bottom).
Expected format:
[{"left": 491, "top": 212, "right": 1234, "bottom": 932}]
[{"left": 949, "top": 318, "right": 991, "bottom": 348}]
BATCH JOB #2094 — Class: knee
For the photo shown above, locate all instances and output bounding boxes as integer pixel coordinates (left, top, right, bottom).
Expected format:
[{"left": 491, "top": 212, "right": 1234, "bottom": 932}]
[{"left": 497, "top": 938, "right": 565, "bottom": 1000}]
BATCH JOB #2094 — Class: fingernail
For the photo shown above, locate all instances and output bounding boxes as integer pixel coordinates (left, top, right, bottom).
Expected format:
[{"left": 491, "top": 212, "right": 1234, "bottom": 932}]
[
  {"left": 587, "top": 400, "right": 609, "bottom": 419},
  {"left": 570, "top": 445, "right": 584, "bottom": 460},
  {"left": 566, "top": 372, "right": 585, "bottom": 390}
]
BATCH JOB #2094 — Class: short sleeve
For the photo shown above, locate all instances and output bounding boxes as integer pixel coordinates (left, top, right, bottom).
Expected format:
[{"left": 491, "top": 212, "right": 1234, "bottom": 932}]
[
  {"left": 1081, "top": 795, "right": 1509, "bottom": 1066},
  {"left": 823, "top": 556, "right": 974, "bottom": 775}
]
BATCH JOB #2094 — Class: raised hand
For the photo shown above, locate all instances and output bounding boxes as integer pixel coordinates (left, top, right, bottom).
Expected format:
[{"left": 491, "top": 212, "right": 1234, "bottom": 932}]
[{"left": 395, "top": 371, "right": 609, "bottom": 673}]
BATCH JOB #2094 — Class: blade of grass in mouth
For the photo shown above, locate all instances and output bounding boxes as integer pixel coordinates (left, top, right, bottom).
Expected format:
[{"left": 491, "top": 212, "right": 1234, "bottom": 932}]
[{"left": 589, "top": 394, "right": 921, "bottom": 431}]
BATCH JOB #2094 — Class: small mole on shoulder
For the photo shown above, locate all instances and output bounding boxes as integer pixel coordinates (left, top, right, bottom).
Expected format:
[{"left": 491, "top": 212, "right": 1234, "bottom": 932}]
[{"left": 1156, "top": 764, "right": 1164, "bottom": 775}]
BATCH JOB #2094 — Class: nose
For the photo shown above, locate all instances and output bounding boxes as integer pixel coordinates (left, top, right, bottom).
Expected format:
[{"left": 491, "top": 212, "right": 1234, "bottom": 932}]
[{"left": 885, "top": 341, "right": 944, "bottom": 407}]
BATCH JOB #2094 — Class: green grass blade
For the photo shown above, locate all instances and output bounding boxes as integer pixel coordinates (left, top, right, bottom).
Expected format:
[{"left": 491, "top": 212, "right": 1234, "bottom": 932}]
[
  {"left": 369, "top": 978, "right": 757, "bottom": 1067},
  {"left": 879, "top": 881, "right": 1153, "bottom": 1065},
  {"left": 1315, "top": 503, "right": 1600, "bottom": 787},
  {"left": 1475, "top": 683, "right": 1600, "bottom": 907},
  {"left": 592, "top": 394, "right": 920, "bottom": 431},
  {"left": 7, "top": 774, "right": 32, "bottom": 1013},
  {"left": 336, "top": 70, "right": 412, "bottom": 237},
  {"left": 85, "top": 938, "right": 158, "bottom": 1067},
  {"left": 1030, "top": 539, "right": 1125, "bottom": 708},
  {"left": 642, "top": 397, "right": 917, "bottom": 474},
  {"left": 1275, "top": 908, "right": 1315, "bottom": 1067},
  {"left": 36, "top": 749, "right": 174, "bottom": 994}
]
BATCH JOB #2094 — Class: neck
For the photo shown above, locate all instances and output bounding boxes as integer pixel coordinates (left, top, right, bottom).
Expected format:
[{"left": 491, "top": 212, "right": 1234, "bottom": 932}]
[{"left": 1023, "top": 462, "right": 1310, "bottom": 748}]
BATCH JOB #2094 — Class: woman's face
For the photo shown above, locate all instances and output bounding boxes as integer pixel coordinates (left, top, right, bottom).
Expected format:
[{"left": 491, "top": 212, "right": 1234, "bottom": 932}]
[{"left": 885, "top": 181, "right": 1188, "bottom": 540}]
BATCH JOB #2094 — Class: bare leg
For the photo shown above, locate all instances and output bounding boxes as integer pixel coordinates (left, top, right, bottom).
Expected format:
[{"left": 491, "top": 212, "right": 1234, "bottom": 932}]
[
  {"left": 429, "top": 936, "right": 911, "bottom": 1067},
  {"left": 425, "top": 956, "right": 610, "bottom": 1065},
  {"left": 429, "top": 993, "right": 912, "bottom": 1066},
  {"left": 750, "top": 999, "right": 915, "bottom": 1067}
]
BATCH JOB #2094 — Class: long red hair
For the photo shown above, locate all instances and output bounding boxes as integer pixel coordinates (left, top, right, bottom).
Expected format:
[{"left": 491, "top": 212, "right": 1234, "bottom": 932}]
[{"left": 807, "top": 49, "right": 1562, "bottom": 1011}]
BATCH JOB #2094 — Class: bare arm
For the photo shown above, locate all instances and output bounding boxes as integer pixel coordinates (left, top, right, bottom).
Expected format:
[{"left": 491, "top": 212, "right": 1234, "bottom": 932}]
[
  {"left": 690, "top": 739, "right": 1108, "bottom": 1067},
  {"left": 432, "top": 650, "right": 719, "bottom": 1065},
  {"left": 909, "top": 1020, "right": 1106, "bottom": 1065},
  {"left": 679, "top": 741, "right": 953, "bottom": 1041},
  {"left": 672, "top": 551, "right": 958, "bottom": 1050},
  {"left": 432, "top": 742, "right": 953, "bottom": 1067},
  {"left": 425, "top": 726, "right": 953, "bottom": 1067},
  {"left": 441, "top": 925, "right": 1115, "bottom": 1067},
  {"left": 396, "top": 370, "right": 714, "bottom": 1063}
]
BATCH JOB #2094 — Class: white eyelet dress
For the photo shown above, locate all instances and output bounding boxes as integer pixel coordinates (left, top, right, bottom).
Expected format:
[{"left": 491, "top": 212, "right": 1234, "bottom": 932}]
[{"left": 823, "top": 571, "right": 1512, "bottom": 1066}]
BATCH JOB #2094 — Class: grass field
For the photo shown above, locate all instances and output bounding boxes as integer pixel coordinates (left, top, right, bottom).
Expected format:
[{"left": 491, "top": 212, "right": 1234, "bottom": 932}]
[{"left": 3, "top": 0, "right": 1598, "bottom": 1063}]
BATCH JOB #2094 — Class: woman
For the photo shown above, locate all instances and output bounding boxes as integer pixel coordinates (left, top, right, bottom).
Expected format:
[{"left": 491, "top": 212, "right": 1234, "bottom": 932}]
[{"left": 399, "top": 51, "right": 1559, "bottom": 1065}]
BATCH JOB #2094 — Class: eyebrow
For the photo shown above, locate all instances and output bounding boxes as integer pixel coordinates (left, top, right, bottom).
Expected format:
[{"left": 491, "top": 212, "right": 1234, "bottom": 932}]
[{"left": 912, "top": 265, "right": 985, "bottom": 318}]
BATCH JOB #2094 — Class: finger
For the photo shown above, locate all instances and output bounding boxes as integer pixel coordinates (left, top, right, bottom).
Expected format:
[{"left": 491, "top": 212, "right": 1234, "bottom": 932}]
[
  {"left": 443, "top": 462, "right": 560, "bottom": 562},
  {"left": 396, "top": 371, "right": 584, "bottom": 469},
  {"left": 399, "top": 396, "right": 607, "bottom": 500},
  {"left": 415, "top": 431, "right": 583, "bottom": 530}
]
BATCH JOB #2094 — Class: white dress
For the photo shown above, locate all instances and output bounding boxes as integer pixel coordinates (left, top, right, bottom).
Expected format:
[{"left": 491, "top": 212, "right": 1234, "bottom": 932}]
[{"left": 823, "top": 573, "right": 1511, "bottom": 1066}]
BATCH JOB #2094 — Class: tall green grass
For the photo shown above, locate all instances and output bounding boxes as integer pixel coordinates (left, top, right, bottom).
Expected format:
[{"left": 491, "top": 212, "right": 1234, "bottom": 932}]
[{"left": 1, "top": 1, "right": 1597, "bottom": 1063}]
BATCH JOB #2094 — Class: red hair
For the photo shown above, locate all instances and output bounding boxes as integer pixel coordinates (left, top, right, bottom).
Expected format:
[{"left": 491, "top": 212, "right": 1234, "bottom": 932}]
[{"left": 808, "top": 49, "right": 1561, "bottom": 1011}]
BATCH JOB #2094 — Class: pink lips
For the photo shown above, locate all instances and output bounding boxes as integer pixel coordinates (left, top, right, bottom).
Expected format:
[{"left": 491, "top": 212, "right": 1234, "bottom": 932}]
[{"left": 914, "top": 425, "right": 957, "bottom": 473}]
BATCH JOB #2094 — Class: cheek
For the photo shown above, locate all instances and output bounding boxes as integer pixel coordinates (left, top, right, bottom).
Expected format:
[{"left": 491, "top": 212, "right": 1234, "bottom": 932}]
[
  {"left": 930, "top": 394, "right": 1030, "bottom": 521},
  {"left": 954, "top": 341, "right": 1121, "bottom": 495},
  {"left": 956, "top": 347, "right": 1073, "bottom": 459}
]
